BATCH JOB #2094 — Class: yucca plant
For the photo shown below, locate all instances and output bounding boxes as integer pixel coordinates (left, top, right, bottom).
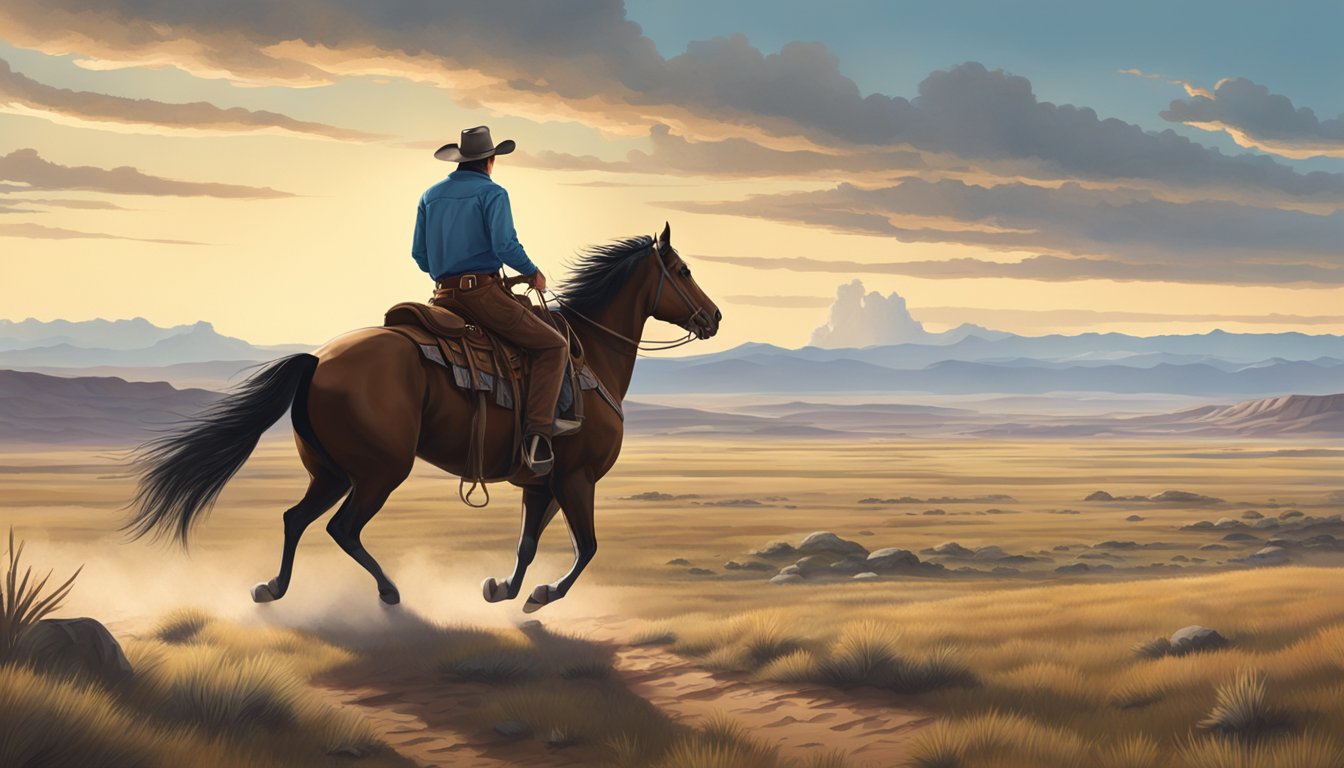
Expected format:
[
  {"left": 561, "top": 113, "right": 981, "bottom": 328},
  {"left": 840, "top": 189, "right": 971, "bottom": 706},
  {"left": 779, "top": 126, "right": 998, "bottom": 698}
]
[{"left": 1, "top": 528, "right": 82, "bottom": 663}]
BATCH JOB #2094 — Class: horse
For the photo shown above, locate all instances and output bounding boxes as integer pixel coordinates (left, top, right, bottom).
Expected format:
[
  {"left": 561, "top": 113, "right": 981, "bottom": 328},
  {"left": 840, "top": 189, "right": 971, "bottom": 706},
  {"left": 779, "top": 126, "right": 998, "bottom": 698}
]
[{"left": 125, "top": 223, "right": 720, "bottom": 612}]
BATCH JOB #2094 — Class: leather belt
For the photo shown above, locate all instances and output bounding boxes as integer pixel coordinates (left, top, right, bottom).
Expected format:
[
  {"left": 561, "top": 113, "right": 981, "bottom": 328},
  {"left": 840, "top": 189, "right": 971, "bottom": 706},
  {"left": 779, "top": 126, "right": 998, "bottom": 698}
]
[{"left": 435, "top": 272, "right": 501, "bottom": 291}]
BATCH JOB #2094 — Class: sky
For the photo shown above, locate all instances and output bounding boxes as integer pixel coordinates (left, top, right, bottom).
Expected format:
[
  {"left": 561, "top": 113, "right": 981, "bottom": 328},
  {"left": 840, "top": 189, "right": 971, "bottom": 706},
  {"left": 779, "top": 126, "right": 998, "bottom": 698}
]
[{"left": 1, "top": 1, "right": 1342, "bottom": 349}]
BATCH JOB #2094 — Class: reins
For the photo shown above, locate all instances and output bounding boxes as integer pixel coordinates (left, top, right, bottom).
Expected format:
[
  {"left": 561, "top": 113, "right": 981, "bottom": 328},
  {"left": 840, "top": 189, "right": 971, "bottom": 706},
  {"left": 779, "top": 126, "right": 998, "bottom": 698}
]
[{"left": 543, "top": 239, "right": 705, "bottom": 355}]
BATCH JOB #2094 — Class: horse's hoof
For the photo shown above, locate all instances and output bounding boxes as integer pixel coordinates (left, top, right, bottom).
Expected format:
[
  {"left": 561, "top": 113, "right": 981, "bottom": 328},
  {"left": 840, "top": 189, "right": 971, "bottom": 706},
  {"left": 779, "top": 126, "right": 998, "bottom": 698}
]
[
  {"left": 379, "top": 588, "right": 401, "bottom": 606},
  {"left": 482, "top": 577, "right": 509, "bottom": 603},
  {"left": 522, "top": 584, "right": 555, "bottom": 614},
  {"left": 251, "top": 581, "right": 277, "bottom": 603}
]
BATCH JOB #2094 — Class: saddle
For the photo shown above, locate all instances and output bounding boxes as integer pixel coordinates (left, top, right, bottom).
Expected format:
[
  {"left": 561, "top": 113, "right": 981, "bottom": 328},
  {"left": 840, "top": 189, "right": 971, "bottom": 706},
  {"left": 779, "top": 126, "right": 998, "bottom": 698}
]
[{"left": 381, "top": 300, "right": 621, "bottom": 503}]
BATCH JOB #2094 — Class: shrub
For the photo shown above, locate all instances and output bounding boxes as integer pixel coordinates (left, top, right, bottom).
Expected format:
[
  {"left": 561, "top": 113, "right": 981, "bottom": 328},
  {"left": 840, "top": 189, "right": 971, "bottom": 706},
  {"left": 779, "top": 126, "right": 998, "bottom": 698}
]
[
  {"left": 1198, "top": 669, "right": 1286, "bottom": 741},
  {"left": 1, "top": 528, "right": 81, "bottom": 662}
]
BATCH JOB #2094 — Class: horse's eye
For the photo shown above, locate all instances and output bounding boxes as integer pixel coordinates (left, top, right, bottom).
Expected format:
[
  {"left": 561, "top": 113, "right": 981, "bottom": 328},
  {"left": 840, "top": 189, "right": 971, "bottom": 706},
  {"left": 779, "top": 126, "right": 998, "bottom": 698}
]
[{"left": 680, "top": 266, "right": 691, "bottom": 278}]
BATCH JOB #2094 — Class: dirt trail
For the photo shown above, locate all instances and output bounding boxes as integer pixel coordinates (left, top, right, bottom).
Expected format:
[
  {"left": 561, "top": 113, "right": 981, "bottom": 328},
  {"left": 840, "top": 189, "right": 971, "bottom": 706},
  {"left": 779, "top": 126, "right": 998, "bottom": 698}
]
[{"left": 316, "top": 616, "right": 935, "bottom": 768}]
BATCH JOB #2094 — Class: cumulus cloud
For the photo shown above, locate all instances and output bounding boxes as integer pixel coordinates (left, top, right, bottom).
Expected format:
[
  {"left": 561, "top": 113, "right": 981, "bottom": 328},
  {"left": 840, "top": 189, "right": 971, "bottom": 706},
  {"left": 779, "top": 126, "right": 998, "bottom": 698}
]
[
  {"left": 0, "top": 148, "right": 291, "bottom": 198},
  {"left": 810, "top": 279, "right": 932, "bottom": 347},
  {"left": 1, "top": 2, "right": 1341, "bottom": 202},
  {"left": 1162, "top": 77, "right": 1344, "bottom": 159},
  {"left": 672, "top": 178, "right": 1344, "bottom": 284},
  {"left": 0, "top": 57, "right": 382, "bottom": 140}
]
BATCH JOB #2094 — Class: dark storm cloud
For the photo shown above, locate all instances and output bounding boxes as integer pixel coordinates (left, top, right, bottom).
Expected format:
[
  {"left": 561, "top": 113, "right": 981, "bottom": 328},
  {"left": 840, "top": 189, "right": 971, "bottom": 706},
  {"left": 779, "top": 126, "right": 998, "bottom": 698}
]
[
  {"left": 2, "top": 2, "right": 1342, "bottom": 201},
  {"left": 0, "top": 149, "right": 292, "bottom": 198},
  {"left": 1162, "top": 77, "right": 1344, "bottom": 159}
]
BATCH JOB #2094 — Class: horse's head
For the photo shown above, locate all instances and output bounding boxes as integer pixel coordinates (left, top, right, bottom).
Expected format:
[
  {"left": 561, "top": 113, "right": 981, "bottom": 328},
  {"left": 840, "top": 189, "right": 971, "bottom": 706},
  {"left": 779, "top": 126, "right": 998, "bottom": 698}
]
[{"left": 647, "top": 222, "right": 721, "bottom": 340}]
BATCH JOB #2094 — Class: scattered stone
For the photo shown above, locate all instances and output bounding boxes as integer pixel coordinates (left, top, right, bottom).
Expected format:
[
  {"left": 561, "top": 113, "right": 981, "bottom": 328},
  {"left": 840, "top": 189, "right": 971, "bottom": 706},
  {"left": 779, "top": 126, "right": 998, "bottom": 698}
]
[
  {"left": 1252, "top": 518, "right": 1280, "bottom": 530},
  {"left": 15, "top": 618, "right": 134, "bottom": 686},
  {"left": 856, "top": 530, "right": 875, "bottom": 536},
  {"left": 828, "top": 558, "right": 869, "bottom": 575},
  {"left": 723, "top": 560, "right": 773, "bottom": 572},
  {"left": 1151, "top": 490, "right": 1224, "bottom": 504},
  {"left": 687, "top": 567, "right": 714, "bottom": 576},
  {"left": 794, "top": 556, "right": 832, "bottom": 575},
  {"left": 866, "top": 548, "right": 920, "bottom": 570},
  {"left": 769, "top": 573, "right": 803, "bottom": 585},
  {"left": 1056, "top": 563, "right": 1091, "bottom": 574},
  {"left": 852, "top": 572, "right": 879, "bottom": 581},
  {"left": 494, "top": 720, "right": 532, "bottom": 739},
  {"left": 752, "top": 541, "right": 797, "bottom": 559},
  {"left": 1079, "top": 551, "right": 1123, "bottom": 561},
  {"left": 1241, "top": 510, "right": 1264, "bottom": 520},
  {"left": 1222, "top": 532, "right": 1258, "bottom": 542},
  {"left": 1249, "top": 546, "right": 1288, "bottom": 562},
  {"left": 1213, "top": 518, "right": 1243, "bottom": 529},
  {"left": 922, "top": 508, "right": 946, "bottom": 516},
  {"left": 666, "top": 558, "right": 691, "bottom": 566},
  {"left": 778, "top": 564, "right": 802, "bottom": 577},
  {"left": 1093, "top": 540, "right": 1139, "bottom": 550},
  {"left": 1126, "top": 515, "right": 1144, "bottom": 522},
  {"left": 927, "top": 542, "right": 974, "bottom": 558},
  {"left": 971, "top": 545, "right": 1006, "bottom": 561},
  {"left": 1199, "top": 544, "right": 1229, "bottom": 551},
  {"left": 991, "top": 566, "right": 1019, "bottom": 576},
  {"left": 1053, "top": 545, "right": 1073, "bottom": 551},
  {"left": 1169, "top": 626, "right": 1229, "bottom": 656},
  {"left": 798, "top": 532, "right": 869, "bottom": 558},
  {"left": 1085, "top": 490, "right": 1115, "bottom": 501},
  {"left": 1279, "top": 509, "right": 1305, "bottom": 520},
  {"left": 1171, "top": 555, "right": 1189, "bottom": 562},
  {"left": 1304, "top": 534, "right": 1340, "bottom": 549},
  {"left": 1183, "top": 521, "right": 1215, "bottom": 530}
]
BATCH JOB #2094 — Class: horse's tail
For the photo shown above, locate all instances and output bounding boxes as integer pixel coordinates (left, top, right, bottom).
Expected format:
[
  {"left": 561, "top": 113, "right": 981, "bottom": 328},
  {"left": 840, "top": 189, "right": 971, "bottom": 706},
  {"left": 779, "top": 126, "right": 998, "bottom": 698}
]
[{"left": 124, "top": 353, "right": 320, "bottom": 545}]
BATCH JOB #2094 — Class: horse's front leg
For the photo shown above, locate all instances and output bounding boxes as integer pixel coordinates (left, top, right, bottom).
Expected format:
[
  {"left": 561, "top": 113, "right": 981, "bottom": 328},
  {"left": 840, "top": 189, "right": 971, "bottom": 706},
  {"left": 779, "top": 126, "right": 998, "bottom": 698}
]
[
  {"left": 524, "top": 473, "right": 596, "bottom": 613},
  {"left": 483, "top": 485, "right": 557, "bottom": 602}
]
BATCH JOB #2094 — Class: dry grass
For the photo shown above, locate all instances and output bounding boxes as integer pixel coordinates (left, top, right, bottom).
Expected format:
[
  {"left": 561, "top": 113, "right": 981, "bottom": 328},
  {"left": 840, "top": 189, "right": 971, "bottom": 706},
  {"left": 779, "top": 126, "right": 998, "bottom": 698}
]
[{"left": 1, "top": 528, "right": 81, "bottom": 662}]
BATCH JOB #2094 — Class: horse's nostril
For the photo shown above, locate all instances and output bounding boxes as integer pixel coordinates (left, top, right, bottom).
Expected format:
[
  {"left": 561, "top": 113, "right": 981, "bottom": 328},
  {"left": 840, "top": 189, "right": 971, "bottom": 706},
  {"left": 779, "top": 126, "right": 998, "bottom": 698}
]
[{"left": 714, "top": 309, "right": 722, "bottom": 322}]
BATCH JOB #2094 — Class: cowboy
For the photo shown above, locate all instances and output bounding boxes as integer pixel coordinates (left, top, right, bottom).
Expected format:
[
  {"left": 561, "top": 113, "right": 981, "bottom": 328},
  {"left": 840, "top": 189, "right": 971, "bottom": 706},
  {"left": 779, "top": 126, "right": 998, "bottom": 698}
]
[{"left": 412, "top": 126, "right": 572, "bottom": 475}]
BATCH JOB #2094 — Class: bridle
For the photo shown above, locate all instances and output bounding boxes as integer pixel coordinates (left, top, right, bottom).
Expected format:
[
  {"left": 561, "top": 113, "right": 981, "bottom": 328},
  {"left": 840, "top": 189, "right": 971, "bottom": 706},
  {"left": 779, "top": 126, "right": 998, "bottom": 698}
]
[{"left": 545, "top": 238, "right": 709, "bottom": 354}]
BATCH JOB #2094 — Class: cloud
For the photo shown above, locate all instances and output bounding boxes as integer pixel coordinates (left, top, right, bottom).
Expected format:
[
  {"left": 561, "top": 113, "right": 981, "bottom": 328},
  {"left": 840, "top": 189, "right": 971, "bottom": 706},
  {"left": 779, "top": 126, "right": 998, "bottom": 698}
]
[
  {"left": 0, "top": 148, "right": 292, "bottom": 198},
  {"left": 912, "top": 306, "right": 1344, "bottom": 329},
  {"left": 1, "top": 3, "right": 1341, "bottom": 202},
  {"left": 1162, "top": 77, "right": 1344, "bottom": 159},
  {"left": 0, "top": 196, "right": 128, "bottom": 213},
  {"left": 1119, "top": 68, "right": 1167, "bottom": 79},
  {"left": 810, "top": 279, "right": 932, "bottom": 348},
  {"left": 671, "top": 178, "right": 1344, "bottom": 285},
  {"left": 0, "top": 57, "right": 382, "bottom": 141},
  {"left": 0, "top": 221, "right": 202, "bottom": 244}
]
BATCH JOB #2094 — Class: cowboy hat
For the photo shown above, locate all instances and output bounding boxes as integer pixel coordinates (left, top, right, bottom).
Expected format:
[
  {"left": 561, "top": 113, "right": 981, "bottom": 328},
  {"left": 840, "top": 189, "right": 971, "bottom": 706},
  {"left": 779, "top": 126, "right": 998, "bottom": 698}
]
[{"left": 433, "top": 125, "right": 516, "bottom": 162}]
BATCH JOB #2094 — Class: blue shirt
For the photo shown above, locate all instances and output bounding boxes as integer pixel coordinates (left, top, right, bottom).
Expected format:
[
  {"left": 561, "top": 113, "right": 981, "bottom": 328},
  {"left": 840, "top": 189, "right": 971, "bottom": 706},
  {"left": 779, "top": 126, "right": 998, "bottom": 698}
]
[{"left": 412, "top": 169, "right": 538, "bottom": 280}]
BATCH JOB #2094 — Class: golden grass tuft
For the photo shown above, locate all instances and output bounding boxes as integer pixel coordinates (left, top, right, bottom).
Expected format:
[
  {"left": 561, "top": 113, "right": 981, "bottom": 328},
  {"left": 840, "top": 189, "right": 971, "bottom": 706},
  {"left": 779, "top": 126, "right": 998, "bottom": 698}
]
[
  {"left": 1178, "top": 731, "right": 1344, "bottom": 768},
  {"left": 1, "top": 528, "right": 81, "bottom": 662},
  {"left": 151, "top": 607, "right": 215, "bottom": 644},
  {"left": 908, "top": 710, "right": 1094, "bottom": 768},
  {"left": 1197, "top": 669, "right": 1286, "bottom": 740},
  {"left": 1099, "top": 734, "right": 1161, "bottom": 768}
]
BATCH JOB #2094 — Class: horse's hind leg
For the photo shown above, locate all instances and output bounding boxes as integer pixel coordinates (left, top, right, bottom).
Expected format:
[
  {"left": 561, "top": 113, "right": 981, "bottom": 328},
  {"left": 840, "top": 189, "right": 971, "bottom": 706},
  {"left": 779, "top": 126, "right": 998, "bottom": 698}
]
[
  {"left": 326, "top": 472, "right": 408, "bottom": 605},
  {"left": 524, "top": 473, "right": 596, "bottom": 613},
  {"left": 252, "top": 470, "right": 349, "bottom": 603}
]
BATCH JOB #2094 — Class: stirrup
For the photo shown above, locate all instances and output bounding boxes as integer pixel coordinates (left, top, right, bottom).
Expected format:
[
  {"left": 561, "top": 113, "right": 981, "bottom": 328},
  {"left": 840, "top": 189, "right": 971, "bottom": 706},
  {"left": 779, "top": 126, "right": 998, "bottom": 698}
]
[
  {"left": 553, "top": 418, "right": 582, "bottom": 437},
  {"left": 523, "top": 434, "right": 555, "bottom": 475}
]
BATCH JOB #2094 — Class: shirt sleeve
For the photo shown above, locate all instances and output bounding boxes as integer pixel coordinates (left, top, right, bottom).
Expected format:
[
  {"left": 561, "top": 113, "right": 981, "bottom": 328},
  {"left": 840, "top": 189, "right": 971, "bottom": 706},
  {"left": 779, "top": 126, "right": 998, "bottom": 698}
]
[
  {"left": 411, "top": 197, "right": 430, "bottom": 274},
  {"left": 483, "top": 187, "right": 538, "bottom": 275}
]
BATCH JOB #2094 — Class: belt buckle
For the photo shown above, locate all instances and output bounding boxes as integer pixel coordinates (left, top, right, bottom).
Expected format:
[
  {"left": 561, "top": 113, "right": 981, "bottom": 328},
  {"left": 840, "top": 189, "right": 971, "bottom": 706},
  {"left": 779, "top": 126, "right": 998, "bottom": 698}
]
[{"left": 459, "top": 275, "right": 477, "bottom": 290}]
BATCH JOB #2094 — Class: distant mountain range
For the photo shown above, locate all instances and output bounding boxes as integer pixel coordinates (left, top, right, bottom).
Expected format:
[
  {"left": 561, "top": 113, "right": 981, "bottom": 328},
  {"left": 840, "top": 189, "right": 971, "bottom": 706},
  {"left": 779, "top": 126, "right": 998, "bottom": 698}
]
[
  {"left": 0, "top": 369, "right": 219, "bottom": 444},
  {"left": 0, "top": 319, "right": 309, "bottom": 369}
]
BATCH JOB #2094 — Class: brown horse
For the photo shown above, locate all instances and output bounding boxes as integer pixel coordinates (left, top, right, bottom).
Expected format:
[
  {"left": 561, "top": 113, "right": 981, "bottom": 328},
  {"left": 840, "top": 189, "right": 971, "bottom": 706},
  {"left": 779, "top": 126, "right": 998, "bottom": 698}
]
[{"left": 126, "top": 223, "right": 720, "bottom": 612}]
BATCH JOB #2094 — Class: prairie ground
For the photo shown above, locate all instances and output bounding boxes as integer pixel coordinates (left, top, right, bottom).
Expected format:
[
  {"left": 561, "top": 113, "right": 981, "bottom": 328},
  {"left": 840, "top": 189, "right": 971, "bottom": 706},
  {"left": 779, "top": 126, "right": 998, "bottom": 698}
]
[{"left": 2, "top": 433, "right": 1343, "bottom": 766}]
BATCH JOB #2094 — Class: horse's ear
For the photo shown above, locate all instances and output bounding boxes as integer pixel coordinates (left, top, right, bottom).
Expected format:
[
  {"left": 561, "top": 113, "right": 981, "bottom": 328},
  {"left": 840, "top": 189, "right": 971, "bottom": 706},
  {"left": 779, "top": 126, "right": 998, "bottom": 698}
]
[{"left": 659, "top": 221, "right": 671, "bottom": 247}]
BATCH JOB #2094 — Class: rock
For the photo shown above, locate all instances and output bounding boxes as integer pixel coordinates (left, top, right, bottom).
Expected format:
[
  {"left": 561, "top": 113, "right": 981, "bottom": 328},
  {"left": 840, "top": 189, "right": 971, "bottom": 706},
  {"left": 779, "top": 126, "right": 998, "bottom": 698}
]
[
  {"left": 15, "top": 618, "right": 133, "bottom": 686},
  {"left": 494, "top": 720, "right": 532, "bottom": 739},
  {"left": 1168, "top": 626, "right": 1228, "bottom": 656},
  {"left": 752, "top": 541, "right": 798, "bottom": 559},
  {"left": 666, "top": 558, "right": 691, "bottom": 566},
  {"left": 769, "top": 573, "right": 804, "bottom": 585},
  {"left": 1085, "top": 490, "right": 1115, "bottom": 501},
  {"left": 687, "top": 567, "right": 714, "bottom": 576},
  {"left": 723, "top": 560, "right": 773, "bottom": 571},
  {"left": 1250, "top": 546, "right": 1287, "bottom": 561},
  {"left": 1133, "top": 637, "right": 1171, "bottom": 659},
  {"left": 778, "top": 564, "right": 802, "bottom": 576},
  {"left": 856, "top": 530, "right": 875, "bottom": 536},
  {"left": 1126, "top": 515, "right": 1144, "bottom": 522},
  {"left": 1199, "top": 544, "right": 1229, "bottom": 551},
  {"left": 1053, "top": 545, "right": 1072, "bottom": 551},
  {"left": 1304, "top": 534, "right": 1341, "bottom": 549},
  {"left": 828, "top": 558, "right": 868, "bottom": 575},
  {"left": 928, "top": 542, "right": 974, "bottom": 558},
  {"left": 1213, "top": 518, "right": 1243, "bottom": 529},
  {"left": 1151, "top": 490, "right": 1223, "bottom": 504},
  {"left": 922, "top": 508, "right": 946, "bottom": 516},
  {"left": 1171, "top": 555, "right": 1189, "bottom": 562},
  {"left": 1241, "top": 510, "right": 1264, "bottom": 520},
  {"left": 1279, "top": 509, "right": 1305, "bottom": 520},
  {"left": 991, "top": 566, "right": 1019, "bottom": 576},
  {"left": 1252, "top": 518, "right": 1280, "bottom": 530},
  {"left": 971, "top": 545, "right": 1006, "bottom": 561},
  {"left": 1222, "top": 532, "right": 1258, "bottom": 542},
  {"left": 1093, "top": 540, "right": 1139, "bottom": 550},
  {"left": 794, "top": 555, "right": 833, "bottom": 575},
  {"left": 852, "top": 572, "right": 879, "bottom": 581},
  {"left": 798, "top": 532, "right": 868, "bottom": 557},
  {"left": 1056, "top": 563, "right": 1090, "bottom": 574},
  {"left": 1183, "top": 521, "right": 1215, "bottom": 530},
  {"left": 866, "top": 548, "right": 920, "bottom": 570}
]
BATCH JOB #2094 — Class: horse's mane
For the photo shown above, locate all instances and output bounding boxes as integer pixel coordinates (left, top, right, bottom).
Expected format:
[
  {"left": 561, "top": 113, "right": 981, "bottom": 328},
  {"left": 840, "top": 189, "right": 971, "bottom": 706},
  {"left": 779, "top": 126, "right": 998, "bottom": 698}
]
[{"left": 556, "top": 235, "right": 654, "bottom": 314}]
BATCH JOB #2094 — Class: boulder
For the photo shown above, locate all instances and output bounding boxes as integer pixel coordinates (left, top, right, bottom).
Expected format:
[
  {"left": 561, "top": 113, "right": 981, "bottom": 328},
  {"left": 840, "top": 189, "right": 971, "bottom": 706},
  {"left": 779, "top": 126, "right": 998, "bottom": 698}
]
[
  {"left": 852, "top": 572, "right": 879, "bottom": 581},
  {"left": 1250, "top": 546, "right": 1288, "bottom": 562},
  {"left": 15, "top": 618, "right": 133, "bottom": 686},
  {"left": 687, "top": 567, "right": 715, "bottom": 576},
  {"left": 1279, "top": 509, "right": 1305, "bottom": 520},
  {"left": 1056, "top": 563, "right": 1090, "bottom": 574},
  {"left": 1168, "top": 626, "right": 1228, "bottom": 656},
  {"left": 798, "top": 532, "right": 868, "bottom": 557},
  {"left": 1222, "top": 532, "right": 1258, "bottom": 542},
  {"left": 752, "top": 541, "right": 798, "bottom": 559},
  {"left": 971, "top": 545, "right": 1006, "bottom": 561},
  {"left": 769, "top": 573, "right": 804, "bottom": 585},
  {"left": 1213, "top": 518, "right": 1243, "bottom": 529},
  {"left": 1085, "top": 491, "right": 1114, "bottom": 501},
  {"left": 794, "top": 555, "right": 833, "bottom": 575},
  {"left": 778, "top": 564, "right": 802, "bottom": 577},
  {"left": 1252, "top": 518, "right": 1280, "bottom": 530},
  {"left": 866, "top": 548, "right": 920, "bottom": 570},
  {"left": 928, "top": 541, "right": 974, "bottom": 558},
  {"left": 1241, "top": 510, "right": 1264, "bottom": 520},
  {"left": 723, "top": 560, "right": 773, "bottom": 572},
  {"left": 828, "top": 558, "right": 869, "bottom": 576},
  {"left": 1125, "top": 515, "right": 1144, "bottom": 522}
]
